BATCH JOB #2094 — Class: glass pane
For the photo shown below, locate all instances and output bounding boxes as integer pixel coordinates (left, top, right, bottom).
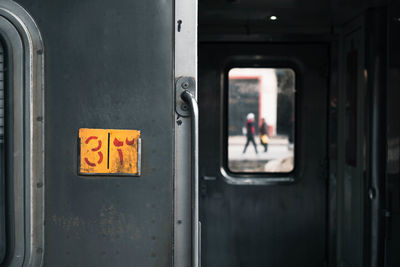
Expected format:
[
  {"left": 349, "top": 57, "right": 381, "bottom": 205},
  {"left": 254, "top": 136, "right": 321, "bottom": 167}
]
[{"left": 228, "top": 68, "right": 295, "bottom": 173}]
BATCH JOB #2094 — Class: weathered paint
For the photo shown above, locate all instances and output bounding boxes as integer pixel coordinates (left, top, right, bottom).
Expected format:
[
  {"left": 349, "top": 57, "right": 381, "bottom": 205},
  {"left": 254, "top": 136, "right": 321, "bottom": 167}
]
[
  {"left": 79, "top": 128, "right": 140, "bottom": 175},
  {"left": 109, "top": 129, "right": 140, "bottom": 174}
]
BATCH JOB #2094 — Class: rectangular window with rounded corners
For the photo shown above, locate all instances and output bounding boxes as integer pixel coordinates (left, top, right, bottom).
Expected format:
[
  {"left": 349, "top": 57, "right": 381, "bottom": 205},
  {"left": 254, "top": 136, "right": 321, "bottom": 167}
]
[
  {"left": 0, "top": 7, "right": 45, "bottom": 264},
  {"left": 227, "top": 68, "right": 295, "bottom": 173}
]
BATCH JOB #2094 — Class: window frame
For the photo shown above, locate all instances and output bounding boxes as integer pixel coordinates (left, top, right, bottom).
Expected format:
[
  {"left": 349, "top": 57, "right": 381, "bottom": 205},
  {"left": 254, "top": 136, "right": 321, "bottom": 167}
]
[
  {"left": 0, "top": 1, "right": 45, "bottom": 265},
  {"left": 220, "top": 57, "right": 301, "bottom": 185}
]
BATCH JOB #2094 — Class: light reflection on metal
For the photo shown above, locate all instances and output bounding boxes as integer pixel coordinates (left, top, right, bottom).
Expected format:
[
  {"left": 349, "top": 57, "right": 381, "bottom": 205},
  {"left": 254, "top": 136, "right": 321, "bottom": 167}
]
[
  {"left": 220, "top": 167, "right": 294, "bottom": 185},
  {"left": 181, "top": 89, "right": 200, "bottom": 267}
]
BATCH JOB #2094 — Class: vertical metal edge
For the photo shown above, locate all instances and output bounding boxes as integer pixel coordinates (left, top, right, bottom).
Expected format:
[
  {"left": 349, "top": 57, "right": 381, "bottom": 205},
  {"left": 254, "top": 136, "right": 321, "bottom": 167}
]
[
  {"left": 366, "top": 8, "right": 387, "bottom": 267},
  {"left": 181, "top": 90, "right": 199, "bottom": 267},
  {"left": 174, "top": 0, "right": 198, "bottom": 266},
  {"left": 198, "top": 221, "right": 201, "bottom": 267},
  {"left": 0, "top": 1, "right": 45, "bottom": 266},
  {"left": 336, "top": 26, "right": 345, "bottom": 265}
]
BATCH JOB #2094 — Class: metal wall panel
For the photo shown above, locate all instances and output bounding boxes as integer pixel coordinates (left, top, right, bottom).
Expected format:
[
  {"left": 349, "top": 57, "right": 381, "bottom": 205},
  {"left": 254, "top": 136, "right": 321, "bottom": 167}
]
[
  {"left": 199, "top": 42, "right": 329, "bottom": 267},
  {"left": 16, "top": 0, "right": 174, "bottom": 266},
  {"left": 336, "top": 20, "right": 367, "bottom": 267},
  {"left": 0, "top": 39, "right": 4, "bottom": 264},
  {"left": 365, "top": 8, "right": 387, "bottom": 267},
  {"left": 385, "top": 2, "right": 400, "bottom": 266}
]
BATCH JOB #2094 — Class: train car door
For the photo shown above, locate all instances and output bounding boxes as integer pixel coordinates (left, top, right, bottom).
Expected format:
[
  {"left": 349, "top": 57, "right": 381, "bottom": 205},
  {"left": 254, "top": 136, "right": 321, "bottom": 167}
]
[
  {"left": 199, "top": 42, "right": 329, "bottom": 266},
  {"left": 0, "top": 0, "right": 197, "bottom": 266}
]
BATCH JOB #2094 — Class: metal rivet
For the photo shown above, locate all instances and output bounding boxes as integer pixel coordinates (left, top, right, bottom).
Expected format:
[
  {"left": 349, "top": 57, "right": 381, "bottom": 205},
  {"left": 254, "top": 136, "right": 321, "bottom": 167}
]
[
  {"left": 181, "top": 103, "right": 189, "bottom": 111},
  {"left": 182, "top": 82, "right": 189, "bottom": 89}
]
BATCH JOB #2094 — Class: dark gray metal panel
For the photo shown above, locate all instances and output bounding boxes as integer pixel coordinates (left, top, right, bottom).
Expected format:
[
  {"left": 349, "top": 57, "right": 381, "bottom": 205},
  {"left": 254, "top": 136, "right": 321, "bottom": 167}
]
[
  {"left": 199, "top": 43, "right": 329, "bottom": 267},
  {"left": 336, "top": 21, "right": 367, "bottom": 267},
  {"left": 15, "top": 0, "right": 174, "bottom": 266},
  {"left": 365, "top": 8, "right": 387, "bottom": 267},
  {"left": 385, "top": 2, "right": 400, "bottom": 266},
  {"left": 327, "top": 38, "right": 339, "bottom": 267},
  {"left": 0, "top": 40, "right": 4, "bottom": 264}
]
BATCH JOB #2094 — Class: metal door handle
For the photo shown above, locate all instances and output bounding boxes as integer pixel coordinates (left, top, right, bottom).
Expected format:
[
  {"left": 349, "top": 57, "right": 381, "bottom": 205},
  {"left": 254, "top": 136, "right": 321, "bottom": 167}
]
[{"left": 181, "top": 90, "right": 200, "bottom": 267}]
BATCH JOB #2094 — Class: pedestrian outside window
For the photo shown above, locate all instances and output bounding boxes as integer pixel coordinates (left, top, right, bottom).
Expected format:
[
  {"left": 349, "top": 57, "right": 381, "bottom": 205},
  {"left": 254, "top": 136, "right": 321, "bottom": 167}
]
[{"left": 228, "top": 68, "right": 295, "bottom": 173}]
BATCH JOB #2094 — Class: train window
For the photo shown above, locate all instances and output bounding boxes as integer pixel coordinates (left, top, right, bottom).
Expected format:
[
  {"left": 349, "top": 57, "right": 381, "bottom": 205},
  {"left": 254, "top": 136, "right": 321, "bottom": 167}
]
[
  {"left": 0, "top": 6, "right": 45, "bottom": 264},
  {"left": 227, "top": 68, "right": 295, "bottom": 173}
]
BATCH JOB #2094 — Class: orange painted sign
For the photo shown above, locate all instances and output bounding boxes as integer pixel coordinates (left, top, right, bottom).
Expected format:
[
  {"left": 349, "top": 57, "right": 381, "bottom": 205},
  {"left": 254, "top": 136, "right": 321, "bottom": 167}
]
[{"left": 79, "top": 128, "right": 141, "bottom": 175}]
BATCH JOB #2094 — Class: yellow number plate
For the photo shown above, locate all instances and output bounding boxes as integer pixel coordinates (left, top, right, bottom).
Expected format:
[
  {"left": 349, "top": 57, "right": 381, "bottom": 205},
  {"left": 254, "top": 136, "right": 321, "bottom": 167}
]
[{"left": 79, "top": 128, "right": 141, "bottom": 176}]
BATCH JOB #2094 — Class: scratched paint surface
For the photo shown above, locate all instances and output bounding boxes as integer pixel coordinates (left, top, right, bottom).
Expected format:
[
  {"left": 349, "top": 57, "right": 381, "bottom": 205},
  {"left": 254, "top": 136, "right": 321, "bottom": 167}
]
[
  {"left": 109, "top": 130, "right": 140, "bottom": 174},
  {"left": 79, "top": 128, "right": 141, "bottom": 175}
]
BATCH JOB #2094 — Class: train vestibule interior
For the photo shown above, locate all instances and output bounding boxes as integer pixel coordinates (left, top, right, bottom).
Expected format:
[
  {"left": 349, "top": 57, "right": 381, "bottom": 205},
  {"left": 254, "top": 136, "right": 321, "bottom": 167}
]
[
  {"left": 197, "top": 0, "right": 400, "bottom": 266},
  {"left": 0, "top": 0, "right": 398, "bottom": 266}
]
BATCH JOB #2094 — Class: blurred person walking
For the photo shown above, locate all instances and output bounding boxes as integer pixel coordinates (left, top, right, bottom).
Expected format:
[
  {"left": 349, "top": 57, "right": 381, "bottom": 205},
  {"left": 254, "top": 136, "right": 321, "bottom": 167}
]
[
  {"left": 259, "top": 118, "right": 269, "bottom": 152},
  {"left": 242, "top": 113, "right": 258, "bottom": 154}
]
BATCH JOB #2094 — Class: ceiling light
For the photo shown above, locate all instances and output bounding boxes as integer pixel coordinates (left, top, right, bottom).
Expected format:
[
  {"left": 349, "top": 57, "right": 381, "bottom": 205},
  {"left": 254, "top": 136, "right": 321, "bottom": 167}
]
[{"left": 269, "top": 15, "right": 277, "bottom": 21}]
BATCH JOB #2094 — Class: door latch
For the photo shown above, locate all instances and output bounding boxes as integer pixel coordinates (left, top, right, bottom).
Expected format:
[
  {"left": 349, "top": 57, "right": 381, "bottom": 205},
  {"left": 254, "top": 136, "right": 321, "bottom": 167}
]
[{"left": 175, "top": 76, "right": 196, "bottom": 117}]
